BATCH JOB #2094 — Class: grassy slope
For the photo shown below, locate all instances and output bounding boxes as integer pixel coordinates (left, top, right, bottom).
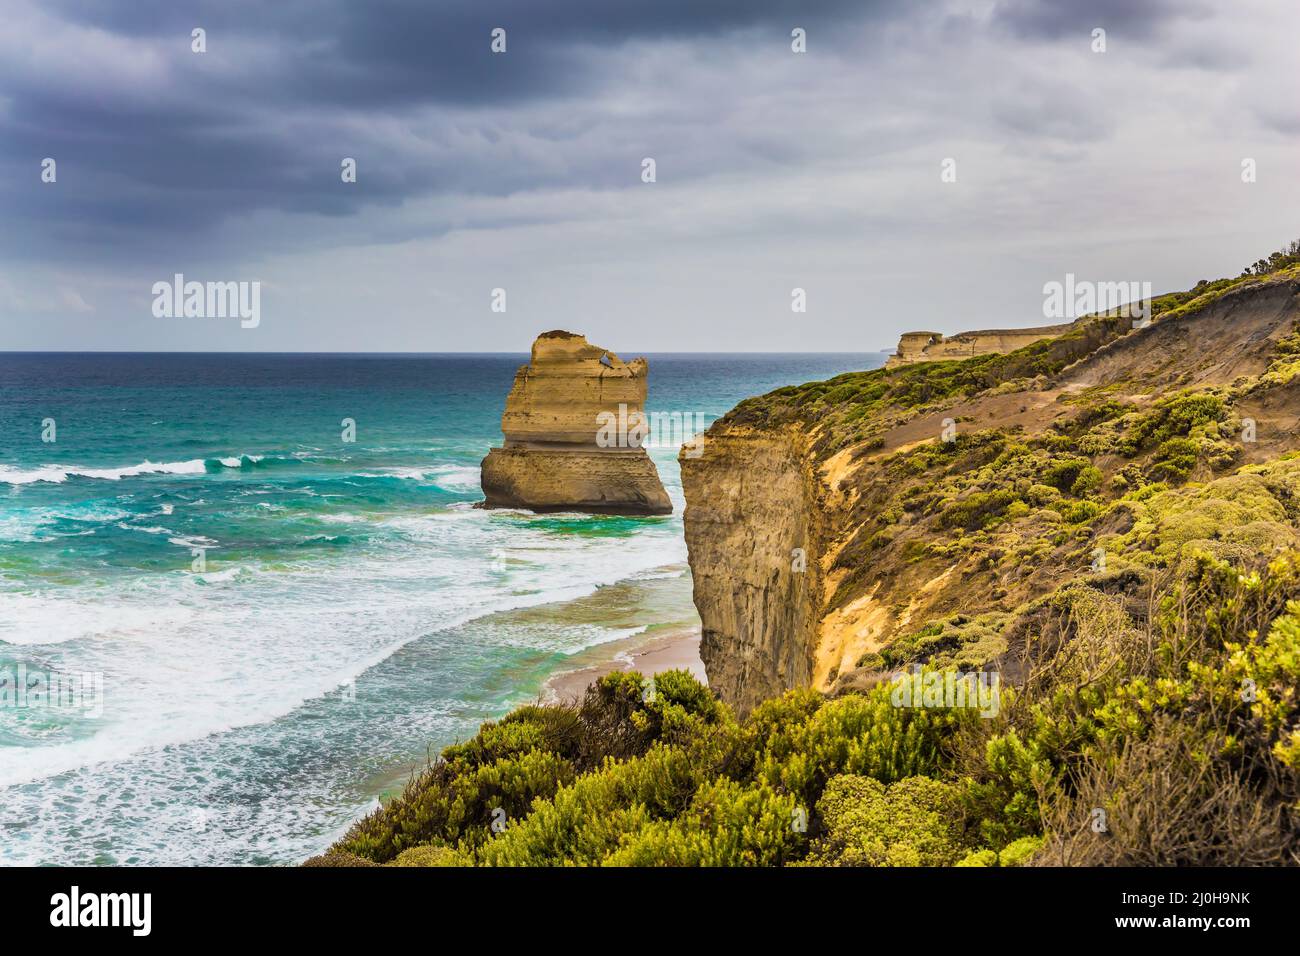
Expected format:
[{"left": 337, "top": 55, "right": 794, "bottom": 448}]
[{"left": 311, "top": 261, "right": 1300, "bottom": 867}]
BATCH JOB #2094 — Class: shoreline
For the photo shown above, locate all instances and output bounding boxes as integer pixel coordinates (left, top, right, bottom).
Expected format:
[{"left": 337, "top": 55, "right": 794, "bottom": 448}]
[
  {"left": 362, "top": 623, "right": 705, "bottom": 809},
  {"left": 364, "top": 569, "right": 702, "bottom": 806},
  {"left": 541, "top": 624, "right": 705, "bottom": 704},
  {"left": 362, "top": 624, "right": 705, "bottom": 809}
]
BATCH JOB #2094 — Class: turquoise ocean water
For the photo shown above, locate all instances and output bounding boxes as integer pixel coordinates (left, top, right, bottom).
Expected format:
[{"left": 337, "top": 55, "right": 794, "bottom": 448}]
[{"left": 0, "top": 352, "right": 880, "bottom": 864}]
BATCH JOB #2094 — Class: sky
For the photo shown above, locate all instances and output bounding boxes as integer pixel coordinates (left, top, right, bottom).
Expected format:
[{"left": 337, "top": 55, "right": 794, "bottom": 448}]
[{"left": 1, "top": 0, "right": 1297, "bottom": 352}]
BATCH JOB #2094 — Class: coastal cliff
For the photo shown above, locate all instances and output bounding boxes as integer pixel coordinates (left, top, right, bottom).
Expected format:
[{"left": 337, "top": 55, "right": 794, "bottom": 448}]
[
  {"left": 481, "top": 331, "right": 671, "bottom": 515},
  {"left": 318, "top": 249, "right": 1300, "bottom": 868},
  {"left": 682, "top": 267, "right": 1300, "bottom": 713},
  {"left": 886, "top": 323, "right": 1075, "bottom": 367},
  {"left": 679, "top": 425, "right": 824, "bottom": 710}
]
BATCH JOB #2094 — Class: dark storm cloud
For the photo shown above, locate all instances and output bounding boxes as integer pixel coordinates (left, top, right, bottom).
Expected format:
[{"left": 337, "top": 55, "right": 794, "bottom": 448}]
[
  {"left": 3, "top": 0, "right": 1296, "bottom": 353},
  {"left": 0, "top": 0, "right": 905, "bottom": 263},
  {"left": 47, "top": 0, "right": 895, "bottom": 63}
]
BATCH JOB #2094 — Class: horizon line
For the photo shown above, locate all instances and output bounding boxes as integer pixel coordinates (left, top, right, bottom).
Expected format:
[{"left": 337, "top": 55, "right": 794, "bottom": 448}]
[{"left": 0, "top": 348, "right": 894, "bottom": 356}]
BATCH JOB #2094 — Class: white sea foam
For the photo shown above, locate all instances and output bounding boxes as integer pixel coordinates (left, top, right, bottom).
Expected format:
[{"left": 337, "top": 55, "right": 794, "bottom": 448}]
[
  {"left": 0, "top": 459, "right": 207, "bottom": 485},
  {"left": 0, "top": 515, "right": 39, "bottom": 543},
  {"left": 0, "top": 592, "right": 195, "bottom": 646},
  {"left": 218, "top": 454, "right": 265, "bottom": 467},
  {"left": 0, "top": 453, "right": 304, "bottom": 486},
  {"left": 74, "top": 459, "right": 209, "bottom": 480},
  {"left": 167, "top": 535, "right": 218, "bottom": 549},
  {"left": 355, "top": 468, "right": 426, "bottom": 480},
  {"left": 0, "top": 505, "right": 131, "bottom": 541},
  {"left": 429, "top": 465, "right": 482, "bottom": 491},
  {"left": 629, "top": 565, "right": 688, "bottom": 581},
  {"left": 117, "top": 522, "right": 174, "bottom": 535},
  {"left": 528, "top": 623, "right": 649, "bottom": 655},
  {"left": 192, "top": 566, "right": 248, "bottom": 583},
  {"left": 0, "top": 500, "right": 685, "bottom": 790},
  {"left": 0, "top": 465, "right": 75, "bottom": 485},
  {"left": 355, "top": 464, "right": 481, "bottom": 491},
  {"left": 0, "top": 457, "right": 692, "bottom": 867}
]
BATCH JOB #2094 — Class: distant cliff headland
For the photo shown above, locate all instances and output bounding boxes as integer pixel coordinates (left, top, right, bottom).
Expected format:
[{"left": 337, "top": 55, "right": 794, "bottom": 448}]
[
  {"left": 886, "top": 324, "right": 1075, "bottom": 368},
  {"left": 315, "top": 243, "right": 1300, "bottom": 867}
]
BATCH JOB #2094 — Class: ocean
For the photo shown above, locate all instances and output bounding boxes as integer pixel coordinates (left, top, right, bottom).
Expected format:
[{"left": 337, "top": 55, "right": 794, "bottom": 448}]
[{"left": 0, "top": 351, "right": 881, "bottom": 865}]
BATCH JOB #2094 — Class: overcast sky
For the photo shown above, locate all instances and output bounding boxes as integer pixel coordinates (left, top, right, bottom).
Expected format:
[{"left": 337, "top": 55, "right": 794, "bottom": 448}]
[{"left": 1, "top": 0, "right": 1297, "bottom": 352}]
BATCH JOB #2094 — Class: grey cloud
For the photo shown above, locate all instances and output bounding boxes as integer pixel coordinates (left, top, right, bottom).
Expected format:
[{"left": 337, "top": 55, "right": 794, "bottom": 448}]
[
  {"left": 1, "top": 0, "right": 1297, "bottom": 353},
  {"left": 991, "top": 0, "right": 1210, "bottom": 40},
  {"left": 0, "top": 0, "right": 906, "bottom": 265}
]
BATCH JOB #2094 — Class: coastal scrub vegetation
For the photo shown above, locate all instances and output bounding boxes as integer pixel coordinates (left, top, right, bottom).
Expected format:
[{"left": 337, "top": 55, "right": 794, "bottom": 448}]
[
  {"left": 307, "top": 258, "right": 1300, "bottom": 868},
  {"left": 726, "top": 261, "right": 1300, "bottom": 459},
  {"left": 726, "top": 313, "right": 1134, "bottom": 455},
  {"left": 312, "top": 550, "right": 1300, "bottom": 867},
  {"left": 804, "top": 264, "right": 1300, "bottom": 664}
]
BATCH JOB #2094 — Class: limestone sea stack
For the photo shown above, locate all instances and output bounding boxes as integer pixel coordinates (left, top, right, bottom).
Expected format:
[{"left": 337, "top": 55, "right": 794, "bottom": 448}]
[{"left": 480, "top": 331, "right": 672, "bottom": 515}]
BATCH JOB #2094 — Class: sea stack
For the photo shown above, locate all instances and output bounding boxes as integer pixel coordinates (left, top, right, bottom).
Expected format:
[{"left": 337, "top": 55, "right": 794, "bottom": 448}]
[{"left": 480, "top": 331, "right": 672, "bottom": 515}]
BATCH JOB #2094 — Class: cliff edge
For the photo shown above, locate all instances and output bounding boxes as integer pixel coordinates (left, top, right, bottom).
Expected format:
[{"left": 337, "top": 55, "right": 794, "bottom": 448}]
[
  {"left": 317, "top": 255, "right": 1300, "bottom": 869},
  {"left": 886, "top": 323, "right": 1076, "bottom": 368},
  {"left": 481, "top": 331, "right": 672, "bottom": 515},
  {"left": 682, "top": 267, "right": 1300, "bottom": 712}
]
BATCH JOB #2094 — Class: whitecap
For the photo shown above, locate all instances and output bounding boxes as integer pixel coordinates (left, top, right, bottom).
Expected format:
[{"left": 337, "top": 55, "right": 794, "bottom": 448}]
[
  {"left": 0, "top": 460, "right": 208, "bottom": 485},
  {"left": 429, "top": 464, "right": 482, "bottom": 491},
  {"left": 117, "top": 522, "right": 173, "bottom": 535},
  {"left": 168, "top": 535, "right": 218, "bottom": 549},
  {"left": 0, "top": 465, "right": 75, "bottom": 485}
]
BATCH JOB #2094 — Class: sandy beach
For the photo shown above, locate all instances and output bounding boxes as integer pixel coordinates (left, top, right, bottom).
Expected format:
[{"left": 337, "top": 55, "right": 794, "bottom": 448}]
[{"left": 541, "top": 625, "right": 705, "bottom": 704}]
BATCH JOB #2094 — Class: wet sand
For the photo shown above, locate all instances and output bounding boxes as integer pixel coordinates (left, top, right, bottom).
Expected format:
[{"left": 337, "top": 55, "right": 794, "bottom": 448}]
[{"left": 541, "top": 625, "right": 705, "bottom": 704}]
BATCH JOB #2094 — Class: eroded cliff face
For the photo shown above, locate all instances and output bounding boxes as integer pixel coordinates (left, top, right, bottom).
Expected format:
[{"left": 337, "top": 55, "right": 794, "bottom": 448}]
[
  {"left": 481, "top": 331, "right": 672, "bottom": 515},
  {"left": 679, "top": 426, "right": 823, "bottom": 712},
  {"left": 885, "top": 324, "right": 1075, "bottom": 367},
  {"left": 680, "top": 418, "right": 966, "bottom": 713},
  {"left": 683, "top": 271, "right": 1300, "bottom": 713}
]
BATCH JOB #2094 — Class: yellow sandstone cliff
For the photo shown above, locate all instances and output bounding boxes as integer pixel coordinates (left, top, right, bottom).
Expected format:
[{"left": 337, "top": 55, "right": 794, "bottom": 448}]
[
  {"left": 481, "top": 331, "right": 672, "bottom": 515},
  {"left": 885, "top": 324, "right": 1075, "bottom": 367},
  {"left": 682, "top": 272, "right": 1300, "bottom": 713}
]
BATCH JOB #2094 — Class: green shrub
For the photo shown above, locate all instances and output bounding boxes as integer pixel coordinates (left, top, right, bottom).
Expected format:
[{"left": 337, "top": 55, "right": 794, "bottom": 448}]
[
  {"left": 757, "top": 684, "right": 965, "bottom": 808},
  {"left": 1117, "top": 392, "right": 1226, "bottom": 457},
  {"left": 997, "top": 835, "right": 1044, "bottom": 866},
  {"left": 341, "top": 746, "right": 576, "bottom": 862},
  {"left": 477, "top": 762, "right": 656, "bottom": 866},
  {"left": 940, "top": 489, "right": 1019, "bottom": 531},
  {"left": 301, "top": 851, "right": 379, "bottom": 867},
  {"left": 803, "top": 775, "right": 971, "bottom": 866},
  {"left": 880, "top": 613, "right": 1008, "bottom": 669},
  {"left": 1147, "top": 437, "right": 1199, "bottom": 483},
  {"left": 962, "top": 730, "right": 1054, "bottom": 848},
  {"left": 855, "top": 651, "right": 886, "bottom": 670},
  {"left": 603, "top": 777, "right": 803, "bottom": 866},
  {"left": 1041, "top": 457, "right": 1092, "bottom": 494},
  {"left": 1057, "top": 499, "right": 1102, "bottom": 524},
  {"left": 1070, "top": 465, "right": 1103, "bottom": 496},
  {"left": 333, "top": 669, "right": 722, "bottom": 863},
  {"left": 388, "top": 844, "right": 469, "bottom": 867}
]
